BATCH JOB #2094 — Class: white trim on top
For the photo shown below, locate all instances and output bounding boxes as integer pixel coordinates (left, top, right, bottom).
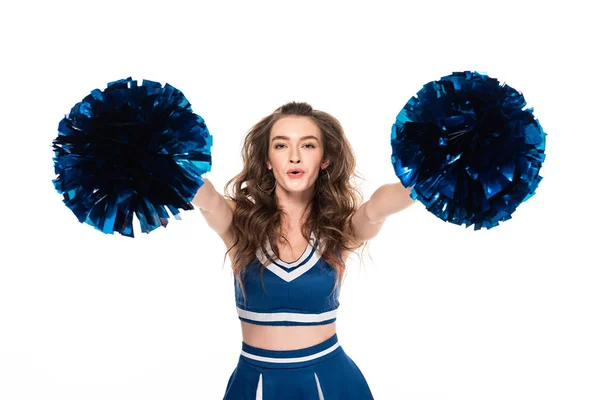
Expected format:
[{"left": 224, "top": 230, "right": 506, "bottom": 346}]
[
  {"left": 237, "top": 307, "right": 338, "bottom": 323},
  {"left": 256, "top": 231, "right": 323, "bottom": 282},
  {"left": 264, "top": 230, "right": 317, "bottom": 266}
]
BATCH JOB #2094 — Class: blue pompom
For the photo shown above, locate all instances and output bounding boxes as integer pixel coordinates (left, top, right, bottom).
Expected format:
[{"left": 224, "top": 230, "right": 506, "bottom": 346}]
[
  {"left": 391, "top": 71, "right": 546, "bottom": 230},
  {"left": 52, "top": 77, "right": 212, "bottom": 237}
]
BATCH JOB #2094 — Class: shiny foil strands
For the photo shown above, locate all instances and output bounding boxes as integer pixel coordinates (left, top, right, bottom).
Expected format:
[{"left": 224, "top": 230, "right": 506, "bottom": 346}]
[
  {"left": 52, "top": 77, "right": 212, "bottom": 237},
  {"left": 391, "top": 71, "right": 546, "bottom": 229}
]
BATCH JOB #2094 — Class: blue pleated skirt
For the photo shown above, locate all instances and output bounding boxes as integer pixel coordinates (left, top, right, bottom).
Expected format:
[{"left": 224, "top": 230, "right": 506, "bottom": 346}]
[{"left": 223, "top": 333, "right": 374, "bottom": 399}]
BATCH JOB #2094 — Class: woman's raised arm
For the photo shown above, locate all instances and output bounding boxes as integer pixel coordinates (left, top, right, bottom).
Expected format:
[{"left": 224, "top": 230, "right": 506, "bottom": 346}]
[{"left": 193, "top": 178, "right": 235, "bottom": 237}]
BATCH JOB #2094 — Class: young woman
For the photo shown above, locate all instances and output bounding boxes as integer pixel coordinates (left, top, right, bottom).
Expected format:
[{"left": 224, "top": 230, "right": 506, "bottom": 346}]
[{"left": 193, "top": 102, "right": 414, "bottom": 399}]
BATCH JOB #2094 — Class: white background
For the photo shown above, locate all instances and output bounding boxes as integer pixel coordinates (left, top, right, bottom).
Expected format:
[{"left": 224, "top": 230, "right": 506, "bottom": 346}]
[{"left": 1, "top": 1, "right": 598, "bottom": 399}]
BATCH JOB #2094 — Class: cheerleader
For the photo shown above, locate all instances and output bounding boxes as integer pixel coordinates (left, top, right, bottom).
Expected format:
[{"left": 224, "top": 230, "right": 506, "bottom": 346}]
[{"left": 193, "top": 101, "right": 414, "bottom": 399}]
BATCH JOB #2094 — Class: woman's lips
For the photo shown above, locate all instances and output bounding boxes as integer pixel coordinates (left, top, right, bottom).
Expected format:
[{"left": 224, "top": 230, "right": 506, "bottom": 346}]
[{"left": 287, "top": 172, "right": 305, "bottom": 179}]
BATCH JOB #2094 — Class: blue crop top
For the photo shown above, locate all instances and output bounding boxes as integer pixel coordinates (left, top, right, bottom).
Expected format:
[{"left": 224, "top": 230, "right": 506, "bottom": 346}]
[{"left": 234, "top": 230, "right": 340, "bottom": 326}]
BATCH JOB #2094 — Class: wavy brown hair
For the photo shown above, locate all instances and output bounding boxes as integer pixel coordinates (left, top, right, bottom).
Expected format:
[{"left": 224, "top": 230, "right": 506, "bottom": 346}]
[{"left": 222, "top": 101, "right": 369, "bottom": 301}]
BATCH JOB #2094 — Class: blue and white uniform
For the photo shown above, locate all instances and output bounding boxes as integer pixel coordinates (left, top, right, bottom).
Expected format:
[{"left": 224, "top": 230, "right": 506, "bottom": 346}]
[{"left": 223, "top": 231, "right": 374, "bottom": 399}]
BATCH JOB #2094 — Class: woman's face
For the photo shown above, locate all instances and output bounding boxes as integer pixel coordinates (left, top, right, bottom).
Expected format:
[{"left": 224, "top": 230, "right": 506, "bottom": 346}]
[{"left": 267, "top": 116, "right": 329, "bottom": 195}]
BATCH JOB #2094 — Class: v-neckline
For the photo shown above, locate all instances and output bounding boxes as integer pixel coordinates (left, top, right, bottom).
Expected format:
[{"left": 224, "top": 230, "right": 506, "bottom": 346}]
[
  {"left": 255, "top": 230, "right": 323, "bottom": 282},
  {"left": 264, "top": 230, "right": 316, "bottom": 266}
]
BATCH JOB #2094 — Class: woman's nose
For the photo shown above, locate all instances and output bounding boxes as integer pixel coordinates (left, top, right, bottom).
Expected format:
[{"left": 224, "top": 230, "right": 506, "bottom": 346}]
[{"left": 289, "top": 149, "right": 301, "bottom": 163}]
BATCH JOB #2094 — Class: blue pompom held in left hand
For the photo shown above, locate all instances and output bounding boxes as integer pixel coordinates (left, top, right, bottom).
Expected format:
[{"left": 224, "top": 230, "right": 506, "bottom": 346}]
[
  {"left": 52, "top": 77, "right": 212, "bottom": 237},
  {"left": 391, "top": 71, "right": 546, "bottom": 230}
]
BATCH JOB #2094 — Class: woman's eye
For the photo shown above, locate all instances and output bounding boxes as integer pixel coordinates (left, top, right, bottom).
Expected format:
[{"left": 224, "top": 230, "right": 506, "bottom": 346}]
[{"left": 274, "top": 143, "right": 315, "bottom": 149}]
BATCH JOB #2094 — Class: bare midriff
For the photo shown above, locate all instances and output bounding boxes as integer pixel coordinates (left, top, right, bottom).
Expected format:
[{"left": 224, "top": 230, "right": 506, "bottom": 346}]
[{"left": 241, "top": 321, "right": 337, "bottom": 350}]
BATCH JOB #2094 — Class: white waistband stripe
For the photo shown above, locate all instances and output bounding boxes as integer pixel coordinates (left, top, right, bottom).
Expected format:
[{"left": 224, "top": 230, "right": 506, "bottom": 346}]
[
  {"left": 241, "top": 342, "right": 340, "bottom": 364},
  {"left": 237, "top": 307, "right": 338, "bottom": 323}
]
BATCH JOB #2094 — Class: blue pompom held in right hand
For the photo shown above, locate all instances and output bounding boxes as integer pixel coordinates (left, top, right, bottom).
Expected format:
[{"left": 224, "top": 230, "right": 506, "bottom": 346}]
[
  {"left": 391, "top": 71, "right": 546, "bottom": 230},
  {"left": 52, "top": 77, "right": 212, "bottom": 237}
]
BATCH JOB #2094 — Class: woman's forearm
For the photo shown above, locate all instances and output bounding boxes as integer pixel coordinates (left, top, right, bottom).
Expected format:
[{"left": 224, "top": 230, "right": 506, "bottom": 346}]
[{"left": 365, "top": 182, "right": 415, "bottom": 223}]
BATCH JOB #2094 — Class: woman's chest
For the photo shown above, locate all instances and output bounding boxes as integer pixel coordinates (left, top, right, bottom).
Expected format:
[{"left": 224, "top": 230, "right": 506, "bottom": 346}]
[
  {"left": 236, "top": 257, "right": 340, "bottom": 312},
  {"left": 274, "top": 234, "right": 313, "bottom": 263}
]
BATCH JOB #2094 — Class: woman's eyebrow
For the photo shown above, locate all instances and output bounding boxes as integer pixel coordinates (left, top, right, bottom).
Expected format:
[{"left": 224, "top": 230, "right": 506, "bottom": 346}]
[{"left": 271, "top": 135, "right": 319, "bottom": 142}]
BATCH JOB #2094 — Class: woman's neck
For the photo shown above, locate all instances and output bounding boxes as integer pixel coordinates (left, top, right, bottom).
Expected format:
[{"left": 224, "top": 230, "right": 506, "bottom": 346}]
[{"left": 277, "top": 204, "right": 312, "bottom": 230}]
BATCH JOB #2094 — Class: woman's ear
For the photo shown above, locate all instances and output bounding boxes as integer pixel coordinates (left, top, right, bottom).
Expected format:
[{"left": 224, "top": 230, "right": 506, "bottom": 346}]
[{"left": 322, "top": 158, "right": 330, "bottom": 169}]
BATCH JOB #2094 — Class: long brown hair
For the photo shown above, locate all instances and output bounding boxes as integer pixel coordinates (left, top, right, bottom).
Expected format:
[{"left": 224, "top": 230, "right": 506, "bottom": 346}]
[{"left": 222, "top": 101, "right": 368, "bottom": 300}]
